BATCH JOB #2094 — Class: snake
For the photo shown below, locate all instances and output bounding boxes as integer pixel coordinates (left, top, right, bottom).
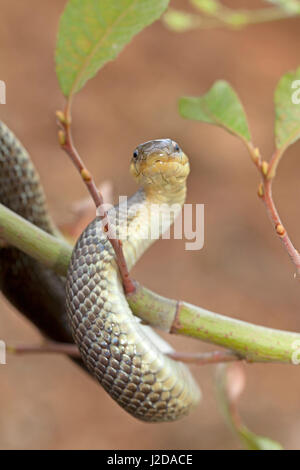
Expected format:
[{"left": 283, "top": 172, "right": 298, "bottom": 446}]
[{"left": 0, "top": 120, "right": 201, "bottom": 422}]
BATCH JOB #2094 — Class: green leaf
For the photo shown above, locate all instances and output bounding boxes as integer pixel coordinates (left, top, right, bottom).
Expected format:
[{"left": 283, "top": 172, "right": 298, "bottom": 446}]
[
  {"left": 179, "top": 80, "right": 251, "bottom": 142},
  {"left": 215, "top": 364, "right": 283, "bottom": 451},
  {"left": 56, "top": 0, "right": 169, "bottom": 97},
  {"left": 274, "top": 66, "right": 300, "bottom": 152},
  {"left": 239, "top": 427, "right": 283, "bottom": 451}
]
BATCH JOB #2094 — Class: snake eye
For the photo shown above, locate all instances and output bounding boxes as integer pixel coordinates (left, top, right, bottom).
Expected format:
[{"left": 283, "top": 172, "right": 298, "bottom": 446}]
[
  {"left": 173, "top": 142, "right": 180, "bottom": 152},
  {"left": 133, "top": 149, "right": 139, "bottom": 160}
]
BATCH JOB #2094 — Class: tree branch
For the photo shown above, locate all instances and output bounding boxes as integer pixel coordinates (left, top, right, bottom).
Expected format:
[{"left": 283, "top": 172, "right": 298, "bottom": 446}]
[
  {"left": 7, "top": 341, "right": 239, "bottom": 366},
  {"left": 1, "top": 204, "right": 300, "bottom": 364},
  {"left": 128, "top": 281, "right": 300, "bottom": 363},
  {"left": 245, "top": 142, "right": 300, "bottom": 276},
  {"left": 56, "top": 107, "right": 135, "bottom": 294},
  {"left": 0, "top": 204, "right": 71, "bottom": 276},
  {"left": 7, "top": 342, "right": 80, "bottom": 357}
]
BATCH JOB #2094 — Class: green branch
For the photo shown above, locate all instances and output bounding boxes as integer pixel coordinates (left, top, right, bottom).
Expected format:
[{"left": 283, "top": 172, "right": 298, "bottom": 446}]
[
  {"left": 163, "top": 1, "right": 300, "bottom": 32},
  {"left": 128, "top": 283, "right": 300, "bottom": 363},
  {"left": 1, "top": 202, "right": 300, "bottom": 364},
  {"left": 0, "top": 204, "right": 71, "bottom": 276}
]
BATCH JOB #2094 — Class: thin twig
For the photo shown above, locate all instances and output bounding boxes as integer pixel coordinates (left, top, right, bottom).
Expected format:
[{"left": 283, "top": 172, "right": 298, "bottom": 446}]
[
  {"left": 71, "top": 181, "right": 113, "bottom": 216},
  {"left": 61, "top": 181, "right": 113, "bottom": 240},
  {"left": 263, "top": 178, "right": 300, "bottom": 274},
  {"left": 56, "top": 105, "right": 135, "bottom": 294},
  {"left": 7, "top": 342, "right": 80, "bottom": 357},
  {"left": 7, "top": 341, "right": 240, "bottom": 366},
  {"left": 245, "top": 142, "right": 300, "bottom": 276}
]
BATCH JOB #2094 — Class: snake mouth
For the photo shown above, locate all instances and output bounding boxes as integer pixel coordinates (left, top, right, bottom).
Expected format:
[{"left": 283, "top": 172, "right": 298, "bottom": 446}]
[
  {"left": 131, "top": 151, "right": 190, "bottom": 187},
  {"left": 130, "top": 139, "right": 190, "bottom": 187}
]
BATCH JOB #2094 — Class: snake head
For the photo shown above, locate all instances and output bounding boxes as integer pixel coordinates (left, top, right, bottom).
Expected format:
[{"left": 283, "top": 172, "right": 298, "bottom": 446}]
[{"left": 130, "top": 139, "right": 190, "bottom": 188}]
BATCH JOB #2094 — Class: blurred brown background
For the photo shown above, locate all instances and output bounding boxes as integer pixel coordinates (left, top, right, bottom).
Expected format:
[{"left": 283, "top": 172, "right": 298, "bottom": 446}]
[{"left": 0, "top": 0, "right": 300, "bottom": 450}]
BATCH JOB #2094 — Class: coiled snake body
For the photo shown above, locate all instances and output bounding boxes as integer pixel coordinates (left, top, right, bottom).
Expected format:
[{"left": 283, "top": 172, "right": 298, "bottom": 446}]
[{"left": 0, "top": 121, "right": 200, "bottom": 422}]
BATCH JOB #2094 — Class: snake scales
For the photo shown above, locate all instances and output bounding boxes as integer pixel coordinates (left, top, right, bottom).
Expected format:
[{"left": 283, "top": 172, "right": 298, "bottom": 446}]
[{"left": 0, "top": 121, "right": 200, "bottom": 422}]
